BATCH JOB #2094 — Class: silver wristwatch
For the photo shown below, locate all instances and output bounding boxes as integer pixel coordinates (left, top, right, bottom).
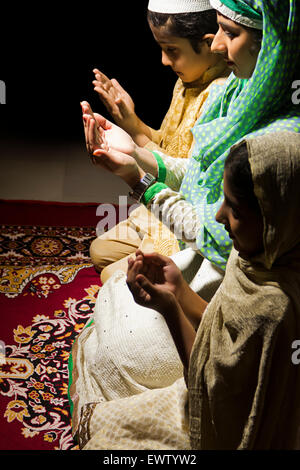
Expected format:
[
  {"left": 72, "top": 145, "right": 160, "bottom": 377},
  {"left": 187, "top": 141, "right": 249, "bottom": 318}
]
[{"left": 129, "top": 173, "right": 156, "bottom": 202}]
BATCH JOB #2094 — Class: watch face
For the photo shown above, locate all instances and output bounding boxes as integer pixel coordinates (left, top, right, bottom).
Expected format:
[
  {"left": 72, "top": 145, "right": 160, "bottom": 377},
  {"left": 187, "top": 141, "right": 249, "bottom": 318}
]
[{"left": 129, "top": 174, "right": 156, "bottom": 202}]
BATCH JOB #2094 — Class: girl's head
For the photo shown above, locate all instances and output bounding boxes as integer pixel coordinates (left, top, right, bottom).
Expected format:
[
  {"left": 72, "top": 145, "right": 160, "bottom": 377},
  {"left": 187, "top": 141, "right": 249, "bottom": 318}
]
[
  {"left": 210, "top": 0, "right": 263, "bottom": 79},
  {"left": 147, "top": 7, "right": 225, "bottom": 84},
  {"left": 216, "top": 132, "right": 300, "bottom": 268},
  {"left": 215, "top": 142, "right": 264, "bottom": 259}
]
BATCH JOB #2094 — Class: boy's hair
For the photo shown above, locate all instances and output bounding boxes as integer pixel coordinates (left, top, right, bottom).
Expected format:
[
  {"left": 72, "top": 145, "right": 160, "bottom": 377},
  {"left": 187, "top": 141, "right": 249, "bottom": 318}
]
[
  {"left": 225, "top": 142, "right": 261, "bottom": 213},
  {"left": 147, "top": 10, "right": 218, "bottom": 53}
]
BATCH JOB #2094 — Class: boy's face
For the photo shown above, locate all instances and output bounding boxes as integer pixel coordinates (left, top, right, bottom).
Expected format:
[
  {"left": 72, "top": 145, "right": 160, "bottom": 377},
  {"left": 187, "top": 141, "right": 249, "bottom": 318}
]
[
  {"left": 149, "top": 22, "right": 218, "bottom": 84},
  {"left": 211, "top": 13, "right": 261, "bottom": 79}
]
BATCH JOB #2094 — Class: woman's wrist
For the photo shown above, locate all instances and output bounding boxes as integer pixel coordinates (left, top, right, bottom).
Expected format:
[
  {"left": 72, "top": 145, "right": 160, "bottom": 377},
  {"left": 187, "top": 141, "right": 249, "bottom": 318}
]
[
  {"left": 122, "top": 165, "right": 146, "bottom": 189},
  {"left": 131, "top": 144, "right": 159, "bottom": 177}
]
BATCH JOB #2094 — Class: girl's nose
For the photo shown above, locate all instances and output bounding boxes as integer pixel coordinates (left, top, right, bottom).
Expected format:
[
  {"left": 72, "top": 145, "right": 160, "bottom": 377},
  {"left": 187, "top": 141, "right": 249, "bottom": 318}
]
[{"left": 211, "top": 30, "right": 227, "bottom": 55}]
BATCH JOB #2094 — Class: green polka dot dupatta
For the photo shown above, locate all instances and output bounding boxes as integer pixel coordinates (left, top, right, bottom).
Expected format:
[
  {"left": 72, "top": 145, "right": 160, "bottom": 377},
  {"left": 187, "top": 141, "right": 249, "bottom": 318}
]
[{"left": 180, "top": 0, "right": 300, "bottom": 270}]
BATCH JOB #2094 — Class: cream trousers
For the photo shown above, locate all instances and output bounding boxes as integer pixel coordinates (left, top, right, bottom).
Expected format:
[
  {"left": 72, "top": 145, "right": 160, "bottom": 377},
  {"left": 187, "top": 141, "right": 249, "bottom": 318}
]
[{"left": 90, "top": 204, "right": 180, "bottom": 284}]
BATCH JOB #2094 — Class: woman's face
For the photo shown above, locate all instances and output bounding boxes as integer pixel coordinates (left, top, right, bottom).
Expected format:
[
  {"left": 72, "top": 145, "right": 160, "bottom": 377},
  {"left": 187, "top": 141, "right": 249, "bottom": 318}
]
[
  {"left": 215, "top": 168, "right": 264, "bottom": 259},
  {"left": 149, "top": 22, "right": 220, "bottom": 84},
  {"left": 211, "top": 13, "right": 261, "bottom": 79}
]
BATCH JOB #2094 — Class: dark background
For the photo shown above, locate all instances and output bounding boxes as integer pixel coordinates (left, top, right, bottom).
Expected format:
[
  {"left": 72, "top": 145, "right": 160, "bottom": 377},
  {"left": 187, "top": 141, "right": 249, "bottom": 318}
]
[{"left": 0, "top": 2, "right": 176, "bottom": 143}]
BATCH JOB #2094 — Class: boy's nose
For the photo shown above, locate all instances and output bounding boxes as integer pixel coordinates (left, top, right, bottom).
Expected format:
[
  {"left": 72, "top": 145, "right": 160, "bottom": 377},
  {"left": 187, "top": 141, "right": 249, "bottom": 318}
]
[{"left": 161, "top": 51, "right": 172, "bottom": 67}]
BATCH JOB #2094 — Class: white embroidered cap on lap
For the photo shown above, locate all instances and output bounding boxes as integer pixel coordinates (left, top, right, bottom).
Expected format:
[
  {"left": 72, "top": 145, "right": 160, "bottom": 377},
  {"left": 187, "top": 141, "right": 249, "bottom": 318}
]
[{"left": 148, "top": 0, "right": 212, "bottom": 13}]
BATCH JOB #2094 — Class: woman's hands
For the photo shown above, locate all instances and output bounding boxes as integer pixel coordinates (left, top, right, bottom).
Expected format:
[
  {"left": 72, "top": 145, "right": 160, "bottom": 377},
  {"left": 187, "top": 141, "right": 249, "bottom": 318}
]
[
  {"left": 81, "top": 101, "right": 136, "bottom": 156},
  {"left": 127, "top": 249, "right": 208, "bottom": 330},
  {"left": 126, "top": 250, "right": 185, "bottom": 314},
  {"left": 81, "top": 98, "right": 158, "bottom": 176},
  {"left": 81, "top": 101, "right": 145, "bottom": 188}
]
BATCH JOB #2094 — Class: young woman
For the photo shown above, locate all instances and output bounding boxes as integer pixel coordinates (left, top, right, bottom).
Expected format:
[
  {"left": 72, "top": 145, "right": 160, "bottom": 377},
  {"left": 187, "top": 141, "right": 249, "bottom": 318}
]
[
  {"left": 73, "top": 131, "right": 300, "bottom": 450},
  {"left": 87, "top": 0, "right": 229, "bottom": 278}
]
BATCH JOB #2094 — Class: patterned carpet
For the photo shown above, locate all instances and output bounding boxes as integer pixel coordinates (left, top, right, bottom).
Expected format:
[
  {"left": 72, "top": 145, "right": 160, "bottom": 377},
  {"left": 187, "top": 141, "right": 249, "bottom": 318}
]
[
  {"left": 0, "top": 201, "right": 103, "bottom": 450},
  {"left": 0, "top": 225, "right": 96, "bottom": 267}
]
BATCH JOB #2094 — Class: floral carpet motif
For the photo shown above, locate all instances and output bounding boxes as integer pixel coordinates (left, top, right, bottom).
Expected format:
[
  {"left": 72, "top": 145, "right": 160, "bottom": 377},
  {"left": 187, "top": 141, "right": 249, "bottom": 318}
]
[
  {"left": 0, "top": 264, "right": 91, "bottom": 298},
  {"left": 0, "top": 225, "right": 96, "bottom": 267},
  {"left": 0, "top": 279, "right": 100, "bottom": 450},
  {"left": 0, "top": 210, "right": 102, "bottom": 450}
]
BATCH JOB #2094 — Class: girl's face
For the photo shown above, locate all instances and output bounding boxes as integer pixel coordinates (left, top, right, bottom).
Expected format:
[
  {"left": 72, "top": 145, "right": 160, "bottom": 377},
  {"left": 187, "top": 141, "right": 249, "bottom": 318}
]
[
  {"left": 211, "top": 13, "right": 261, "bottom": 79},
  {"left": 215, "top": 168, "right": 264, "bottom": 259},
  {"left": 149, "top": 22, "right": 220, "bottom": 84}
]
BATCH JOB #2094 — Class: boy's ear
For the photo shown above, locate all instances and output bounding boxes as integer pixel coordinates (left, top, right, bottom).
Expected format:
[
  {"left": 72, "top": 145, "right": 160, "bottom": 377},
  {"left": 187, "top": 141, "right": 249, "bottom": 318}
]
[{"left": 202, "top": 33, "right": 215, "bottom": 47}]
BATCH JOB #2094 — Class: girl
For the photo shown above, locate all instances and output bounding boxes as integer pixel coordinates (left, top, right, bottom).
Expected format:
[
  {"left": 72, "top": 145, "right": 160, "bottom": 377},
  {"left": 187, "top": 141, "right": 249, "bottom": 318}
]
[{"left": 76, "top": 131, "right": 300, "bottom": 449}]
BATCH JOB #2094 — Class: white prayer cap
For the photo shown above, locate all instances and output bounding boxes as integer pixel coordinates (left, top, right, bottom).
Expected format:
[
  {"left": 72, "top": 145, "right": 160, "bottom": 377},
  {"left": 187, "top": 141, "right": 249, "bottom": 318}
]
[{"left": 148, "top": 0, "right": 212, "bottom": 14}]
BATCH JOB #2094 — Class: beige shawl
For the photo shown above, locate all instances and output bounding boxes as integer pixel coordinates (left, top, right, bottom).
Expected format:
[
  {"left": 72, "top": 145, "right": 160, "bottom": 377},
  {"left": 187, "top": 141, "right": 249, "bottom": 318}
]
[{"left": 188, "top": 132, "right": 300, "bottom": 449}]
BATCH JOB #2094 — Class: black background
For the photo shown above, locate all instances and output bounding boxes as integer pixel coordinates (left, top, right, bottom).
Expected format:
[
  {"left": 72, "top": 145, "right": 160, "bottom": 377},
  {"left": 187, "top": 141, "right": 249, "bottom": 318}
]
[{"left": 0, "top": 2, "right": 176, "bottom": 143}]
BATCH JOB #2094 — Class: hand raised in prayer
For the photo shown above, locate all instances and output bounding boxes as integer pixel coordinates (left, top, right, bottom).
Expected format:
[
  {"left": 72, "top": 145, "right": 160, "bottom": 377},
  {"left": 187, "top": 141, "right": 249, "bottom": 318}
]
[
  {"left": 81, "top": 101, "right": 136, "bottom": 156},
  {"left": 92, "top": 69, "right": 140, "bottom": 136},
  {"left": 81, "top": 101, "right": 145, "bottom": 187},
  {"left": 126, "top": 250, "right": 185, "bottom": 314},
  {"left": 81, "top": 101, "right": 108, "bottom": 160}
]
